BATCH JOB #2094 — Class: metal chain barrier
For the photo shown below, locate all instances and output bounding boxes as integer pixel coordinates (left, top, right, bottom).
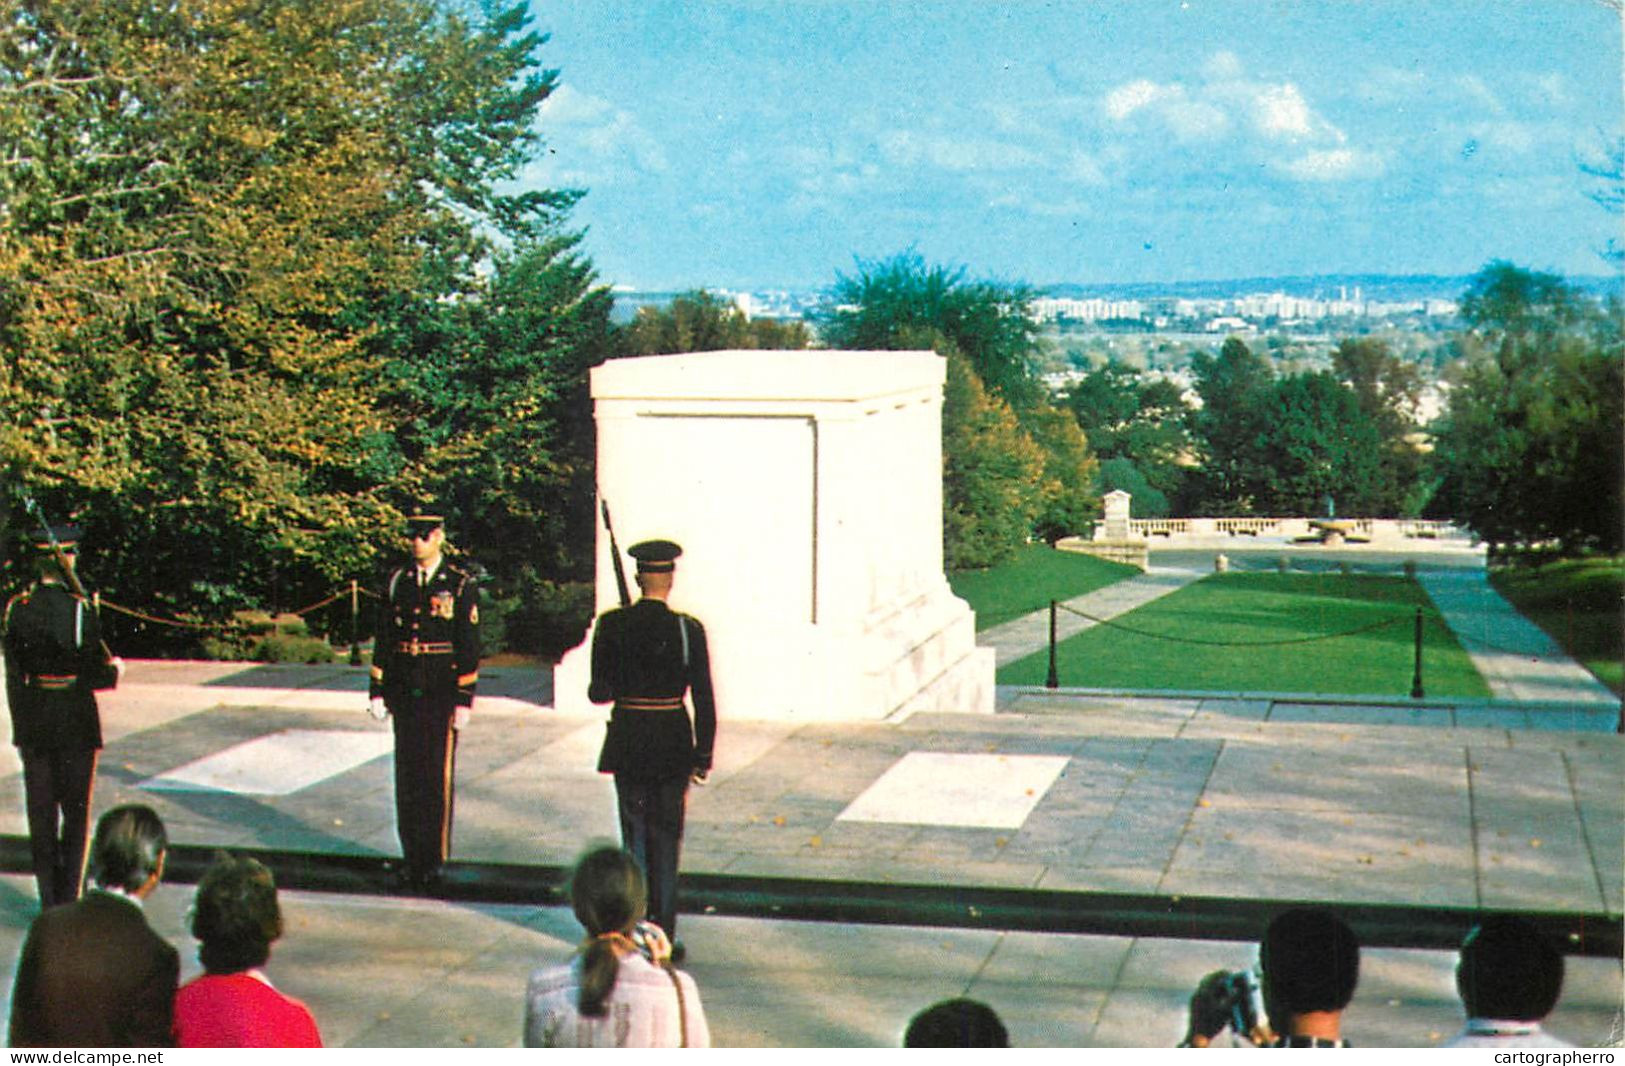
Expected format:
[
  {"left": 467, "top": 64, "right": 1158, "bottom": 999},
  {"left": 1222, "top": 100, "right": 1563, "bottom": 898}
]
[
  {"left": 1055, "top": 600, "right": 1411, "bottom": 647},
  {"left": 94, "top": 582, "right": 379, "bottom": 635}
]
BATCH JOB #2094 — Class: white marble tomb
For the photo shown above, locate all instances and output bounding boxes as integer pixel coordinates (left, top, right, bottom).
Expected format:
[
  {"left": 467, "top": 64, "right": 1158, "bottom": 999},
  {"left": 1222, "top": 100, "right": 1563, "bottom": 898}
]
[{"left": 552, "top": 349, "right": 994, "bottom": 722}]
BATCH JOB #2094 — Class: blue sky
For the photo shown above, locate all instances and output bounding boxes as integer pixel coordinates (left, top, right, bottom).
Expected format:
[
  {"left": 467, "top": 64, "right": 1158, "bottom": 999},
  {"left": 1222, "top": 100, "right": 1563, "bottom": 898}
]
[{"left": 518, "top": 0, "right": 1623, "bottom": 290}]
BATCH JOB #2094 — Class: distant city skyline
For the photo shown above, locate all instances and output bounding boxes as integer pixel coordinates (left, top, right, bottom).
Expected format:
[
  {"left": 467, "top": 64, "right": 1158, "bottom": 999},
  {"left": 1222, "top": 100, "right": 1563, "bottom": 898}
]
[{"left": 517, "top": 1, "right": 1624, "bottom": 292}]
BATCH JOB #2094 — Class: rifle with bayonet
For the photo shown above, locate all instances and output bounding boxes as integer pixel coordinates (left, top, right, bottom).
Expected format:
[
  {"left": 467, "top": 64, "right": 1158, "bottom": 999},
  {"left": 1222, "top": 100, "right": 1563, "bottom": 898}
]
[
  {"left": 19, "top": 496, "right": 117, "bottom": 664},
  {"left": 600, "top": 499, "right": 631, "bottom": 608}
]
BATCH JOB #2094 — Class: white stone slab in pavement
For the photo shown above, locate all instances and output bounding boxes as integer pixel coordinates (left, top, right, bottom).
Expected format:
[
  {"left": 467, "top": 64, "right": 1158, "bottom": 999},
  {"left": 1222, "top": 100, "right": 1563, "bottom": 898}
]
[
  {"left": 141, "top": 729, "right": 393, "bottom": 795},
  {"left": 836, "top": 751, "right": 1069, "bottom": 828}
]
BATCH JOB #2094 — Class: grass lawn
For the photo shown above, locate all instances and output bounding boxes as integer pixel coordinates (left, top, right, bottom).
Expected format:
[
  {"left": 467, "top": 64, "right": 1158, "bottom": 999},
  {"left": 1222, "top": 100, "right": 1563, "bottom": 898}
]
[
  {"left": 949, "top": 545, "right": 1140, "bottom": 631},
  {"left": 1000, "top": 571, "right": 1493, "bottom": 699},
  {"left": 1490, "top": 556, "right": 1623, "bottom": 696}
]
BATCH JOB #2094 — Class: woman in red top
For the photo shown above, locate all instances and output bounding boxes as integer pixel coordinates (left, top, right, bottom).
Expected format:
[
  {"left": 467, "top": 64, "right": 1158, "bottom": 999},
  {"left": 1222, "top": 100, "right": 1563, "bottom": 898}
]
[{"left": 175, "top": 854, "right": 321, "bottom": 1048}]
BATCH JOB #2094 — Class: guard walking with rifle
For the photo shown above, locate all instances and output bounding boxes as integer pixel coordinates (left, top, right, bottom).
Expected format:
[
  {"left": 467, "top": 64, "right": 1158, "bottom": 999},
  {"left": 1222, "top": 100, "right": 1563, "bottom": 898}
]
[
  {"left": 368, "top": 510, "right": 480, "bottom": 894},
  {"left": 588, "top": 528, "right": 716, "bottom": 963},
  {"left": 2, "top": 521, "right": 122, "bottom": 908}
]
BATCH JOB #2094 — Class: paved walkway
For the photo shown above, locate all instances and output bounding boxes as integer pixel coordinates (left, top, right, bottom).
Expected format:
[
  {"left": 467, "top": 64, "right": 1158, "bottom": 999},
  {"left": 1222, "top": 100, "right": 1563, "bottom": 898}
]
[
  {"left": 977, "top": 565, "right": 1204, "bottom": 667},
  {"left": 1417, "top": 569, "right": 1621, "bottom": 707}
]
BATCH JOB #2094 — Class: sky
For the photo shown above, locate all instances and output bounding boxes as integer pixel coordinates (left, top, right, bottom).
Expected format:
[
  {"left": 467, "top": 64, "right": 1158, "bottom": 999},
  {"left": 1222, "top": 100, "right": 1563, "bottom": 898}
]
[{"left": 516, "top": 0, "right": 1624, "bottom": 291}]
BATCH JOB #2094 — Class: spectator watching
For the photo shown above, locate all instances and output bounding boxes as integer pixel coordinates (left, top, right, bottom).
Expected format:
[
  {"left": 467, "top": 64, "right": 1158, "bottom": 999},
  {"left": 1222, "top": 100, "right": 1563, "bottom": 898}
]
[
  {"left": 174, "top": 853, "right": 321, "bottom": 1047},
  {"left": 1444, "top": 915, "right": 1571, "bottom": 1048}
]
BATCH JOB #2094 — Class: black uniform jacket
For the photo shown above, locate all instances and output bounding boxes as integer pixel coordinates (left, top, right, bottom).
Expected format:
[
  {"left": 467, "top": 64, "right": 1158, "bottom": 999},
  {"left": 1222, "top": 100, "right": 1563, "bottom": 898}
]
[
  {"left": 9, "top": 890, "right": 179, "bottom": 1047},
  {"left": 589, "top": 598, "right": 716, "bottom": 781},
  {"left": 370, "top": 560, "right": 480, "bottom": 709},
  {"left": 2, "top": 581, "right": 115, "bottom": 751}
]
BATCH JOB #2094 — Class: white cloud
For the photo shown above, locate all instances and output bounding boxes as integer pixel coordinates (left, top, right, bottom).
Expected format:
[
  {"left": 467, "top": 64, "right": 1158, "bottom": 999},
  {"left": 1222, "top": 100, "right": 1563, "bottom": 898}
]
[
  {"left": 1280, "top": 147, "right": 1385, "bottom": 182},
  {"left": 1105, "top": 79, "right": 1181, "bottom": 121},
  {"left": 1252, "top": 83, "right": 1316, "bottom": 139},
  {"left": 878, "top": 129, "right": 1041, "bottom": 172},
  {"left": 1104, "top": 59, "right": 1346, "bottom": 149},
  {"left": 1203, "top": 51, "right": 1246, "bottom": 81},
  {"left": 1527, "top": 72, "right": 1572, "bottom": 109},
  {"left": 1064, "top": 150, "right": 1110, "bottom": 187},
  {"left": 534, "top": 85, "right": 669, "bottom": 182},
  {"left": 1454, "top": 74, "right": 1505, "bottom": 115}
]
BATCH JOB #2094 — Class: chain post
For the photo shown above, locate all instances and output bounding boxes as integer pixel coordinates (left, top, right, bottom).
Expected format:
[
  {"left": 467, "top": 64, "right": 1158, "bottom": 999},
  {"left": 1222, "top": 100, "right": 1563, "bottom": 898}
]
[
  {"left": 1046, "top": 600, "right": 1059, "bottom": 689},
  {"left": 1410, "top": 606, "right": 1425, "bottom": 699},
  {"left": 348, "top": 579, "right": 363, "bottom": 666}
]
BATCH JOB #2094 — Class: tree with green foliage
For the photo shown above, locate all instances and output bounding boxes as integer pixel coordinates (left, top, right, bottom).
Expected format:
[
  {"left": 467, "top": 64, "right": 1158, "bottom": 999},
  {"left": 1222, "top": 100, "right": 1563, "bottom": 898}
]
[
  {"left": 1189, "top": 336, "right": 1401, "bottom": 516},
  {"left": 940, "top": 348, "right": 1047, "bottom": 569},
  {"left": 1065, "top": 362, "right": 1193, "bottom": 516},
  {"left": 1187, "top": 336, "right": 1276, "bottom": 513},
  {"left": 1329, "top": 337, "right": 1427, "bottom": 514},
  {"left": 1431, "top": 262, "right": 1622, "bottom": 552},
  {"left": 0, "top": 0, "right": 604, "bottom": 651},
  {"left": 1022, "top": 401, "right": 1097, "bottom": 545},
  {"left": 617, "top": 290, "right": 810, "bottom": 356},
  {"left": 1256, "top": 371, "right": 1386, "bottom": 516},
  {"left": 817, "top": 253, "right": 1097, "bottom": 565},
  {"left": 819, "top": 252, "right": 1043, "bottom": 412}
]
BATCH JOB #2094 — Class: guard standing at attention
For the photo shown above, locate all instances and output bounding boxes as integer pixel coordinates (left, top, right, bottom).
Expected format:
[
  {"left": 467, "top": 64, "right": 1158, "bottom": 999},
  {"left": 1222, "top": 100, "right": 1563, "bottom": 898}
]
[
  {"left": 589, "top": 539, "right": 716, "bottom": 963},
  {"left": 2, "top": 524, "right": 122, "bottom": 908},
  {"left": 368, "top": 511, "right": 479, "bottom": 893}
]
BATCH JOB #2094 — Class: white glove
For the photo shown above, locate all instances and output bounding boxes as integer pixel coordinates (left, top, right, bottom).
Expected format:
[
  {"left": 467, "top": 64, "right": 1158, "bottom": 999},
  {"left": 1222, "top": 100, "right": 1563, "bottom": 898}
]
[
  {"left": 367, "top": 696, "right": 388, "bottom": 721},
  {"left": 451, "top": 706, "right": 471, "bottom": 731}
]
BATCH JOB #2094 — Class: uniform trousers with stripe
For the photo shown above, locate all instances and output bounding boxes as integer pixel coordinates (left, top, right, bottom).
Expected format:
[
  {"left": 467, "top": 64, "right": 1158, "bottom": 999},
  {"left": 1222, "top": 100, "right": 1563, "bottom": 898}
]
[
  {"left": 20, "top": 746, "right": 98, "bottom": 908},
  {"left": 614, "top": 775, "right": 689, "bottom": 937},
  {"left": 389, "top": 698, "right": 458, "bottom": 880}
]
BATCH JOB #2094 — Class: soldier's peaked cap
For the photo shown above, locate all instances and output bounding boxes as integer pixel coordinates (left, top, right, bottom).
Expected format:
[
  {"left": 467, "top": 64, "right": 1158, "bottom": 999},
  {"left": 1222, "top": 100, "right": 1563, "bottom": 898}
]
[
  {"left": 628, "top": 539, "right": 682, "bottom": 573},
  {"left": 27, "top": 524, "right": 80, "bottom": 551},
  {"left": 403, "top": 511, "right": 445, "bottom": 536}
]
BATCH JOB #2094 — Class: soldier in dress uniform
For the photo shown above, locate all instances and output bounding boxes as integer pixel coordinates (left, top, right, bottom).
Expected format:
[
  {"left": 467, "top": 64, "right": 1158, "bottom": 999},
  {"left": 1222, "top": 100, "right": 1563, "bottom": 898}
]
[
  {"left": 2, "top": 524, "right": 122, "bottom": 908},
  {"left": 367, "top": 511, "right": 479, "bottom": 893},
  {"left": 588, "top": 539, "right": 716, "bottom": 962}
]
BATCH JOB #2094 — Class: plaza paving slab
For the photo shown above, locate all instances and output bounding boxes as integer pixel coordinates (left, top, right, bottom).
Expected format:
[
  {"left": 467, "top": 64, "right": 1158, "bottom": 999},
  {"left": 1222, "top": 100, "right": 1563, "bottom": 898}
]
[{"left": 0, "top": 660, "right": 1619, "bottom": 1047}]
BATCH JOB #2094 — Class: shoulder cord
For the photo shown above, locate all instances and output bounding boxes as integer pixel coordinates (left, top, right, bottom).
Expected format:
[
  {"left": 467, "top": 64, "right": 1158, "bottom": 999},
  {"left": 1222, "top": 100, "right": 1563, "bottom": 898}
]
[
  {"left": 677, "top": 615, "right": 689, "bottom": 669},
  {"left": 581, "top": 934, "right": 687, "bottom": 1046},
  {"left": 661, "top": 962, "right": 688, "bottom": 1048},
  {"left": 589, "top": 935, "right": 686, "bottom": 1047}
]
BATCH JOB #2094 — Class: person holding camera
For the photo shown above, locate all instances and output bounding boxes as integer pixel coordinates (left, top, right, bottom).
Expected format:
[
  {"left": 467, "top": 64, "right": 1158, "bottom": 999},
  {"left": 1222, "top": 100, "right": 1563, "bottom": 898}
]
[
  {"left": 1444, "top": 915, "right": 1571, "bottom": 1048},
  {"left": 1181, "top": 908, "right": 1359, "bottom": 1048},
  {"left": 523, "top": 846, "right": 710, "bottom": 1048}
]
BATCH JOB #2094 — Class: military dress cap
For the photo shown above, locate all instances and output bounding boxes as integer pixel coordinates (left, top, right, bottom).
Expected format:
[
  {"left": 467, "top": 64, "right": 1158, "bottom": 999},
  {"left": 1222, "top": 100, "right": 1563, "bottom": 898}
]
[
  {"left": 403, "top": 511, "right": 445, "bottom": 537},
  {"left": 26, "top": 524, "right": 81, "bottom": 551},
  {"left": 628, "top": 539, "right": 683, "bottom": 573}
]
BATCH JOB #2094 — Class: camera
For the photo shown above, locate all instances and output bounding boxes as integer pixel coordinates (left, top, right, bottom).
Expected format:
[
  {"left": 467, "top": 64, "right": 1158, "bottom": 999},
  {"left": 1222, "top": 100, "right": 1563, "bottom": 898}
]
[
  {"left": 1186, "top": 968, "right": 1271, "bottom": 1046},
  {"left": 629, "top": 921, "right": 660, "bottom": 962}
]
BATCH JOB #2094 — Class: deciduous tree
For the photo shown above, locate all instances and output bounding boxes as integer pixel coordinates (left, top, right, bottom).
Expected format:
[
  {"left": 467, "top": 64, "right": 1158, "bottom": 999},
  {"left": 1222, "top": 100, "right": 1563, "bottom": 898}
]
[
  {"left": 0, "top": 0, "right": 599, "bottom": 649},
  {"left": 1431, "top": 263, "right": 1622, "bottom": 552}
]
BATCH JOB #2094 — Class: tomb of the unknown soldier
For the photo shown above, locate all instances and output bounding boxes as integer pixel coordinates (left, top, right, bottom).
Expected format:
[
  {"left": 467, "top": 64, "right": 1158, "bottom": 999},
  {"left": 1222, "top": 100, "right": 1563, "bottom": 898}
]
[{"left": 554, "top": 348, "right": 994, "bottom": 722}]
